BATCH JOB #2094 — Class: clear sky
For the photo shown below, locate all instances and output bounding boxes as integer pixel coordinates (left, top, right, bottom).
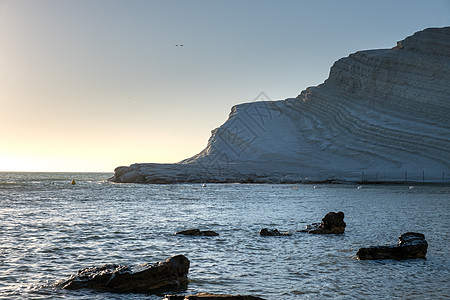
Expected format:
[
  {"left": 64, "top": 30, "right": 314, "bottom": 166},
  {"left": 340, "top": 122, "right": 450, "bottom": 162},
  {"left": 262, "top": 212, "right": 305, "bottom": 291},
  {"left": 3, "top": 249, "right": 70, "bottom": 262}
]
[{"left": 1, "top": 0, "right": 449, "bottom": 172}]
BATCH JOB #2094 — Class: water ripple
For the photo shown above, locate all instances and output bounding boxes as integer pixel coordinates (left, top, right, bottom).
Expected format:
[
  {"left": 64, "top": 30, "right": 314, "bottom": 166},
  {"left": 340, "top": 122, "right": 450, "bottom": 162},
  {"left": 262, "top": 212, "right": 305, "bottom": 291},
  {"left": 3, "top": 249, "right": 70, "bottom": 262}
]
[{"left": 0, "top": 174, "right": 449, "bottom": 299}]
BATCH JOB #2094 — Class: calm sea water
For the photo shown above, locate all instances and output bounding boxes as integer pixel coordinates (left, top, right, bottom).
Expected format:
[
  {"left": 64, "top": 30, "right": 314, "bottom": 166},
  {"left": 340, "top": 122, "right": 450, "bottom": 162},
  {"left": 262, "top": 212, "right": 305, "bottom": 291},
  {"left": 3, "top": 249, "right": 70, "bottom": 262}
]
[{"left": 0, "top": 172, "right": 449, "bottom": 299}]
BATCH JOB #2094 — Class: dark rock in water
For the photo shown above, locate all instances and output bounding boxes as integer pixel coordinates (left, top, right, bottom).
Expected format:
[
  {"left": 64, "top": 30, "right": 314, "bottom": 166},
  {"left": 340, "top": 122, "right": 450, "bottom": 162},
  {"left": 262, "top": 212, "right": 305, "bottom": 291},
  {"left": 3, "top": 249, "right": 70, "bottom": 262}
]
[
  {"left": 200, "top": 230, "right": 219, "bottom": 236},
  {"left": 357, "top": 232, "right": 428, "bottom": 260},
  {"left": 259, "top": 228, "right": 291, "bottom": 236},
  {"left": 164, "top": 292, "right": 266, "bottom": 300},
  {"left": 300, "top": 211, "right": 346, "bottom": 234},
  {"left": 58, "top": 255, "right": 190, "bottom": 293},
  {"left": 175, "top": 229, "right": 219, "bottom": 236}
]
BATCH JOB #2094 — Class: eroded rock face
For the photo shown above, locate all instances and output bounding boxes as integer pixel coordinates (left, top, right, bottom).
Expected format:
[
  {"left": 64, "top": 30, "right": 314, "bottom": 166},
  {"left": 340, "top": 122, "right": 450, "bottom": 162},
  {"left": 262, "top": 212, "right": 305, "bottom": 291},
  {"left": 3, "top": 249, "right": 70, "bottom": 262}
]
[
  {"left": 175, "top": 229, "right": 219, "bottom": 236},
  {"left": 356, "top": 232, "right": 428, "bottom": 260},
  {"left": 110, "top": 27, "right": 450, "bottom": 184},
  {"left": 301, "top": 211, "right": 346, "bottom": 234},
  {"left": 58, "top": 255, "right": 190, "bottom": 293},
  {"left": 164, "top": 292, "right": 266, "bottom": 300}
]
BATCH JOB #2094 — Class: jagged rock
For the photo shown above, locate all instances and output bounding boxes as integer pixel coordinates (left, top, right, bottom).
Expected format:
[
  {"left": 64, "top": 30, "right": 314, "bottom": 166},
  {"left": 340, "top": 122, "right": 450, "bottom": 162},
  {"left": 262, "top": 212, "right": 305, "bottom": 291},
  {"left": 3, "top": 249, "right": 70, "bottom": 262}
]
[
  {"left": 110, "top": 27, "right": 450, "bottom": 184},
  {"left": 300, "top": 211, "right": 346, "bottom": 234},
  {"left": 163, "top": 292, "right": 266, "bottom": 300},
  {"left": 356, "top": 232, "right": 428, "bottom": 260},
  {"left": 58, "top": 255, "right": 190, "bottom": 293},
  {"left": 259, "top": 228, "right": 291, "bottom": 236},
  {"left": 175, "top": 229, "right": 219, "bottom": 236}
]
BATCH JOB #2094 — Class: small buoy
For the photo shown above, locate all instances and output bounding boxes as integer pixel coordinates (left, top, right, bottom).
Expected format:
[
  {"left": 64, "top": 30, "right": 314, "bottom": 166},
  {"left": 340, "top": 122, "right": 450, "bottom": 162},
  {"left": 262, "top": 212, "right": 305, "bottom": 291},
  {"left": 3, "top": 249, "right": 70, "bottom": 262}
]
[
  {"left": 202, "top": 183, "right": 207, "bottom": 187},
  {"left": 71, "top": 179, "right": 76, "bottom": 185}
]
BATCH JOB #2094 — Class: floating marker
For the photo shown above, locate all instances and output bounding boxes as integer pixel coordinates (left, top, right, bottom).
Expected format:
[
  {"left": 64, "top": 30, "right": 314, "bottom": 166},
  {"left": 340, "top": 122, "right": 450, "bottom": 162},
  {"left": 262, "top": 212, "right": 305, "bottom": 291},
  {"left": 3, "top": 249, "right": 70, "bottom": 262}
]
[{"left": 71, "top": 179, "right": 76, "bottom": 185}]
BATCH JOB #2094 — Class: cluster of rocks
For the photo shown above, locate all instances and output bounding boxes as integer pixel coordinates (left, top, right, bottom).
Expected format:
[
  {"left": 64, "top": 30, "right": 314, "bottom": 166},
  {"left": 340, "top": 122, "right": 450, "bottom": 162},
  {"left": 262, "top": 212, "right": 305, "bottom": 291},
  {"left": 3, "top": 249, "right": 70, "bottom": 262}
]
[
  {"left": 57, "top": 211, "right": 428, "bottom": 298},
  {"left": 146, "top": 213, "right": 428, "bottom": 264},
  {"left": 176, "top": 211, "right": 346, "bottom": 238},
  {"left": 259, "top": 211, "right": 346, "bottom": 236},
  {"left": 258, "top": 212, "right": 428, "bottom": 262}
]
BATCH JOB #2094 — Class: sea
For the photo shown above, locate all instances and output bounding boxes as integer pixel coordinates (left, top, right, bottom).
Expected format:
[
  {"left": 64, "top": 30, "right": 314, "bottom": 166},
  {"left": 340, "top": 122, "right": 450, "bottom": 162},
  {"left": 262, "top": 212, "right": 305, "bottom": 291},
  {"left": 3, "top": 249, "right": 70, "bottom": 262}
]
[{"left": 0, "top": 172, "right": 449, "bottom": 299}]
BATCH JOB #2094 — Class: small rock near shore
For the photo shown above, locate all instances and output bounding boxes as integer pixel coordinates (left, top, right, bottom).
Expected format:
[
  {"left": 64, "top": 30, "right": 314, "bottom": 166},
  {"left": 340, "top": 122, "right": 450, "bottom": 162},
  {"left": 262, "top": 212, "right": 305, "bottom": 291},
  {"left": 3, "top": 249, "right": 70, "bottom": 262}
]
[
  {"left": 356, "top": 232, "right": 428, "bottom": 260},
  {"left": 259, "top": 228, "right": 291, "bottom": 236},
  {"left": 175, "top": 229, "right": 219, "bottom": 236},
  {"left": 300, "top": 211, "right": 346, "bottom": 234}
]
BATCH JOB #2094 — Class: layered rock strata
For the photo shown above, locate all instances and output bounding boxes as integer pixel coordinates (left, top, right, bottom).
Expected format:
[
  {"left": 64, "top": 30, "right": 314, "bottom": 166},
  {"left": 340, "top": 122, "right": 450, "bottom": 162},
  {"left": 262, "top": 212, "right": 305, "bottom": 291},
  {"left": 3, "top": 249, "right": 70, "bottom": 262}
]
[{"left": 111, "top": 27, "right": 450, "bottom": 184}]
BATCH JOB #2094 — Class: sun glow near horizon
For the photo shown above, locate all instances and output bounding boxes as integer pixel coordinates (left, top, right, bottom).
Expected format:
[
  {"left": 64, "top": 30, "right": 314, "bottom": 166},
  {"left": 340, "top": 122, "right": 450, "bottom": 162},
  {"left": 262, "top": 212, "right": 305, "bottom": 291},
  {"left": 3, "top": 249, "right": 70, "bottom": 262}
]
[
  {"left": 1, "top": 0, "right": 448, "bottom": 172},
  {"left": 0, "top": 135, "right": 204, "bottom": 172},
  {"left": 0, "top": 150, "right": 198, "bottom": 173}
]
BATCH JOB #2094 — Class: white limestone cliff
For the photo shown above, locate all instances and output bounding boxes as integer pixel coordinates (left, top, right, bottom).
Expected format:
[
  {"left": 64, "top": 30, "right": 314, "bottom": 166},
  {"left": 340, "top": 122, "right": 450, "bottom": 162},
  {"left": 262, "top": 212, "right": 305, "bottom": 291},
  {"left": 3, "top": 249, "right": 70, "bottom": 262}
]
[{"left": 111, "top": 27, "right": 450, "bottom": 184}]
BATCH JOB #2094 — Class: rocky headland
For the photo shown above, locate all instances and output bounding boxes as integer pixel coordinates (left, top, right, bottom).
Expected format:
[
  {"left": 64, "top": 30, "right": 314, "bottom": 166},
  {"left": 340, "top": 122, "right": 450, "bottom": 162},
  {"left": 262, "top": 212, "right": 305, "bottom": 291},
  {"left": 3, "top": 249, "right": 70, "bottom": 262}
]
[{"left": 110, "top": 27, "right": 450, "bottom": 184}]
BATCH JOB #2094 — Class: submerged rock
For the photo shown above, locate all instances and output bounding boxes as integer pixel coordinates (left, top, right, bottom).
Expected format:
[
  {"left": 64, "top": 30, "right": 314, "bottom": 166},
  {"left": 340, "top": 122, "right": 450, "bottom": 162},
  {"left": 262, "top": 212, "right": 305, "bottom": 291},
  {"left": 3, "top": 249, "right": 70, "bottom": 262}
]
[
  {"left": 300, "top": 211, "right": 346, "bottom": 234},
  {"left": 164, "top": 292, "right": 266, "bottom": 300},
  {"left": 58, "top": 255, "right": 190, "bottom": 293},
  {"left": 356, "top": 232, "right": 428, "bottom": 260},
  {"left": 175, "top": 229, "right": 219, "bottom": 236},
  {"left": 259, "top": 228, "right": 291, "bottom": 236}
]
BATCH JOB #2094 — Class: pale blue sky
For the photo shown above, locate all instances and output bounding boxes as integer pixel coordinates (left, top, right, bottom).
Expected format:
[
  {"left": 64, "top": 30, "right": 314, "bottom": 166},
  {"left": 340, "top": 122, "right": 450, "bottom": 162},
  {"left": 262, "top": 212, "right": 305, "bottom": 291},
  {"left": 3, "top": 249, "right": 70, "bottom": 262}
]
[{"left": 0, "top": 0, "right": 449, "bottom": 171}]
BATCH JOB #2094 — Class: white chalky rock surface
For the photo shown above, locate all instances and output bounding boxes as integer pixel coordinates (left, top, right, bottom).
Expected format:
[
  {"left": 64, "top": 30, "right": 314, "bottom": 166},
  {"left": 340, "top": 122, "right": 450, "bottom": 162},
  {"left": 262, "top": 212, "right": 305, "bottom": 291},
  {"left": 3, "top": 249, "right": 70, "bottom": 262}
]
[{"left": 112, "top": 27, "right": 450, "bottom": 184}]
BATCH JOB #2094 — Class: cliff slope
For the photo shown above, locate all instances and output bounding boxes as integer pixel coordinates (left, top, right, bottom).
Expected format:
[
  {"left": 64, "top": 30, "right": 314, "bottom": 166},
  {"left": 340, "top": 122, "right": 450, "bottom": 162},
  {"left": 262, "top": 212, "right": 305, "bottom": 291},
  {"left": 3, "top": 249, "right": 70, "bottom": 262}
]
[{"left": 111, "top": 27, "right": 450, "bottom": 183}]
